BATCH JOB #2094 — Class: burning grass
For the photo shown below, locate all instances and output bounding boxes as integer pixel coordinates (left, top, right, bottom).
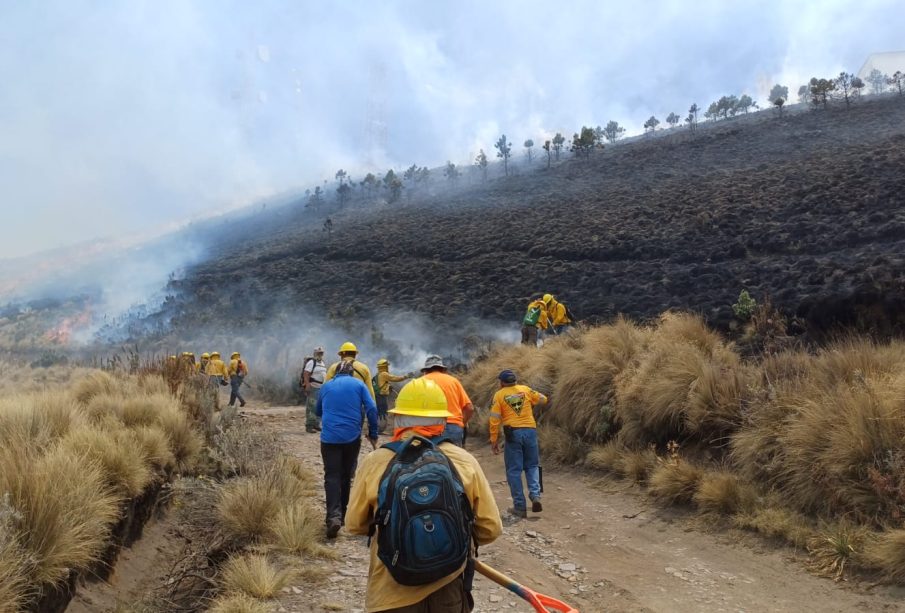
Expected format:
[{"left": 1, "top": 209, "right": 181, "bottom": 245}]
[{"left": 461, "top": 315, "right": 905, "bottom": 582}]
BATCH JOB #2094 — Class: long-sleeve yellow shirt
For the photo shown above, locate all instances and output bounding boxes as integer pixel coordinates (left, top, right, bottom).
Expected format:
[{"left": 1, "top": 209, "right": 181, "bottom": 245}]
[
  {"left": 345, "top": 440, "right": 503, "bottom": 612},
  {"left": 206, "top": 358, "right": 230, "bottom": 381},
  {"left": 376, "top": 370, "right": 407, "bottom": 396},
  {"left": 488, "top": 384, "right": 547, "bottom": 444}
]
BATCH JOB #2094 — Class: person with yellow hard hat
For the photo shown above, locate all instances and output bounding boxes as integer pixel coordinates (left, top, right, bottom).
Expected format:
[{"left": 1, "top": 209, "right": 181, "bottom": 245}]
[
  {"left": 542, "top": 293, "right": 573, "bottom": 335},
  {"left": 373, "top": 358, "right": 411, "bottom": 432},
  {"left": 197, "top": 352, "right": 211, "bottom": 374},
  {"left": 324, "top": 341, "right": 375, "bottom": 400},
  {"left": 345, "top": 378, "right": 503, "bottom": 611},
  {"left": 228, "top": 351, "right": 249, "bottom": 408}
]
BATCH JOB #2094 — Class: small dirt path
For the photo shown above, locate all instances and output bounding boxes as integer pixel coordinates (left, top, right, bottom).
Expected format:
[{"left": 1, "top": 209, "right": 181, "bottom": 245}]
[{"left": 244, "top": 407, "right": 905, "bottom": 613}]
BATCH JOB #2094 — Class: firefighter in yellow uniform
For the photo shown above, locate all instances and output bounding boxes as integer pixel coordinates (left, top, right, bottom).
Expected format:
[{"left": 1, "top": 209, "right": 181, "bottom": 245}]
[
  {"left": 543, "top": 293, "right": 573, "bottom": 335},
  {"left": 324, "top": 341, "right": 375, "bottom": 400},
  {"left": 489, "top": 369, "right": 548, "bottom": 518},
  {"left": 228, "top": 351, "right": 248, "bottom": 408},
  {"left": 196, "top": 352, "right": 210, "bottom": 374},
  {"left": 374, "top": 358, "right": 410, "bottom": 432},
  {"left": 205, "top": 351, "right": 230, "bottom": 411}
]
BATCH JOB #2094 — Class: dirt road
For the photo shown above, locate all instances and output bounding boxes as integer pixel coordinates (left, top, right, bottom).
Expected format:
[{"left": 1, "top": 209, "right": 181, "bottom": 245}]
[{"left": 245, "top": 407, "right": 905, "bottom": 613}]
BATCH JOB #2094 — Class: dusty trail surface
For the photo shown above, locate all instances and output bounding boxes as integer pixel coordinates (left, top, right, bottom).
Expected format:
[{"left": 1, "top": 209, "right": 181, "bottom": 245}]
[{"left": 245, "top": 407, "right": 905, "bottom": 613}]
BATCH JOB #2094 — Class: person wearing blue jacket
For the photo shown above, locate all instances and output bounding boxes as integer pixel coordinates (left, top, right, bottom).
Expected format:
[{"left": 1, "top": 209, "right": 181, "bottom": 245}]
[{"left": 316, "top": 360, "right": 379, "bottom": 538}]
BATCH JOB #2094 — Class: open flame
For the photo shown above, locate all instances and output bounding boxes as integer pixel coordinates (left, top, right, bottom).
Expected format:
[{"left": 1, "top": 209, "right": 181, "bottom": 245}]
[{"left": 45, "top": 307, "right": 93, "bottom": 345}]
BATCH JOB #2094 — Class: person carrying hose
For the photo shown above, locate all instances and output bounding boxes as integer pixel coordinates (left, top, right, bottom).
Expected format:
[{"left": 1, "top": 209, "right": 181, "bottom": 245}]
[{"left": 489, "top": 369, "right": 548, "bottom": 519}]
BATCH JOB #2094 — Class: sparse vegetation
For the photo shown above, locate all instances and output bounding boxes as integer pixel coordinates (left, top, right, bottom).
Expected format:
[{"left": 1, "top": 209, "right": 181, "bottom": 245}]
[
  {"left": 220, "top": 554, "right": 292, "bottom": 599},
  {"left": 494, "top": 134, "right": 512, "bottom": 176}
]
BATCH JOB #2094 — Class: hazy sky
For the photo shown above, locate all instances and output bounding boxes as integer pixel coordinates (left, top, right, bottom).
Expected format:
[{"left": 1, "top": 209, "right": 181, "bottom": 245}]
[{"left": 1, "top": 0, "right": 903, "bottom": 260}]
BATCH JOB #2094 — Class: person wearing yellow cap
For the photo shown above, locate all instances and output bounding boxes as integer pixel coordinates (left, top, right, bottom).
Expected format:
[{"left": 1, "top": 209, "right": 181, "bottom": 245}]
[
  {"left": 204, "top": 352, "right": 230, "bottom": 411},
  {"left": 542, "top": 293, "right": 573, "bottom": 335},
  {"left": 228, "top": 351, "right": 249, "bottom": 408},
  {"left": 324, "top": 341, "right": 375, "bottom": 400},
  {"left": 373, "top": 358, "right": 411, "bottom": 433},
  {"left": 345, "top": 379, "right": 503, "bottom": 612},
  {"left": 489, "top": 369, "right": 548, "bottom": 519}
]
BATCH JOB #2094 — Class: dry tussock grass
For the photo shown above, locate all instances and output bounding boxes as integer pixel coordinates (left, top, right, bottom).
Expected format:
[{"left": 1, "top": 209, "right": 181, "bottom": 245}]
[
  {"left": 648, "top": 460, "right": 704, "bottom": 506},
  {"left": 208, "top": 592, "right": 271, "bottom": 613},
  {"left": 758, "top": 374, "right": 905, "bottom": 522},
  {"left": 550, "top": 318, "right": 649, "bottom": 442},
  {"left": 266, "top": 503, "right": 324, "bottom": 556},
  {"left": 620, "top": 447, "right": 659, "bottom": 483},
  {"left": 731, "top": 506, "right": 815, "bottom": 549},
  {"left": 218, "top": 464, "right": 311, "bottom": 543},
  {"left": 0, "top": 498, "right": 29, "bottom": 613},
  {"left": 155, "top": 402, "right": 203, "bottom": 472},
  {"left": 132, "top": 425, "right": 177, "bottom": 471},
  {"left": 584, "top": 441, "right": 624, "bottom": 474},
  {"left": 0, "top": 392, "right": 85, "bottom": 451},
  {"left": 72, "top": 370, "right": 117, "bottom": 405},
  {"left": 536, "top": 424, "right": 586, "bottom": 465},
  {"left": 0, "top": 444, "right": 119, "bottom": 586},
  {"left": 863, "top": 529, "right": 905, "bottom": 582},
  {"left": 807, "top": 521, "right": 870, "bottom": 580},
  {"left": 220, "top": 554, "right": 291, "bottom": 599},
  {"left": 693, "top": 470, "right": 757, "bottom": 515},
  {"left": 61, "top": 425, "right": 153, "bottom": 498}
]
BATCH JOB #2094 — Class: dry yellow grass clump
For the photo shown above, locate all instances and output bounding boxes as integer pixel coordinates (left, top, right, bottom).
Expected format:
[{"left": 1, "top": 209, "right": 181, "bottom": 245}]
[
  {"left": 0, "top": 366, "right": 203, "bottom": 606},
  {"left": 208, "top": 592, "right": 271, "bottom": 613},
  {"left": 220, "top": 554, "right": 292, "bottom": 599},
  {"left": 648, "top": 460, "right": 705, "bottom": 506},
  {"left": 218, "top": 458, "right": 313, "bottom": 543}
]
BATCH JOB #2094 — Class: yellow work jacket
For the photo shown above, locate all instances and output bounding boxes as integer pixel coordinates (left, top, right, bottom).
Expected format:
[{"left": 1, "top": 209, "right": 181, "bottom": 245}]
[
  {"left": 376, "top": 370, "right": 406, "bottom": 396},
  {"left": 206, "top": 358, "right": 230, "bottom": 381},
  {"left": 488, "top": 384, "right": 547, "bottom": 444},
  {"left": 547, "top": 300, "right": 572, "bottom": 326},
  {"left": 325, "top": 359, "right": 375, "bottom": 400},
  {"left": 345, "top": 438, "right": 502, "bottom": 612}
]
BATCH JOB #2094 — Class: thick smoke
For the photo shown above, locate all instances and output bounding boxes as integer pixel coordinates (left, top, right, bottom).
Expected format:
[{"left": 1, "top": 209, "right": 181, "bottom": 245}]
[{"left": 2, "top": 0, "right": 903, "bottom": 259}]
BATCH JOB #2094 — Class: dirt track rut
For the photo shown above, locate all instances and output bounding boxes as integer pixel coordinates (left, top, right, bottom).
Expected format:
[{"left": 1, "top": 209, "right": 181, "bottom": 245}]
[{"left": 243, "top": 407, "right": 905, "bottom": 613}]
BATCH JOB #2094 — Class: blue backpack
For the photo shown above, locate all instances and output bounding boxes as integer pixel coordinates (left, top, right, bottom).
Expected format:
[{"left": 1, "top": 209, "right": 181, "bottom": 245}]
[{"left": 370, "top": 435, "right": 475, "bottom": 586}]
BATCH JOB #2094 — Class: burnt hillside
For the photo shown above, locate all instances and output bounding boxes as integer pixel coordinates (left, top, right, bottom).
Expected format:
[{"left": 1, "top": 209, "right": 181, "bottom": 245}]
[{"left": 168, "top": 97, "right": 905, "bottom": 337}]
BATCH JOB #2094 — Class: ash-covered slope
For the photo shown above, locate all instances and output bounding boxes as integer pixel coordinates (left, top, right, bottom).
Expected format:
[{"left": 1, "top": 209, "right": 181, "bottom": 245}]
[{"left": 169, "top": 97, "right": 905, "bottom": 337}]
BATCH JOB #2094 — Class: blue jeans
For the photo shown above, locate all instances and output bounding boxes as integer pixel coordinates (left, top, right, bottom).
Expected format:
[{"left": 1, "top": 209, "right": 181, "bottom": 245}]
[
  {"left": 504, "top": 428, "right": 541, "bottom": 511},
  {"left": 443, "top": 423, "right": 465, "bottom": 447}
]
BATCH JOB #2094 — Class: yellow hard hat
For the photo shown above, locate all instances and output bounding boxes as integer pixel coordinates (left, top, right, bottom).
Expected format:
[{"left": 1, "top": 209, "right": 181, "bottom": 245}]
[
  {"left": 201, "top": 352, "right": 210, "bottom": 359},
  {"left": 389, "top": 379, "right": 452, "bottom": 418},
  {"left": 542, "top": 293, "right": 554, "bottom": 304},
  {"left": 168, "top": 355, "right": 177, "bottom": 360},
  {"left": 338, "top": 341, "right": 358, "bottom": 355},
  {"left": 231, "top": 351, "right": 240, "bottom": 358},
  {"left": 377, "top": 358, "right": 389, "bottom": 367},
  {"left": 210, "top": 351, "right": 220, "bottom": 358}
]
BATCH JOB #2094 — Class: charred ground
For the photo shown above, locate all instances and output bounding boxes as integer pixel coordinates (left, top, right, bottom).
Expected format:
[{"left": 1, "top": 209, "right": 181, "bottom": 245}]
[{"left": 166, "top": 96, "right": 905, "bottom": 338}]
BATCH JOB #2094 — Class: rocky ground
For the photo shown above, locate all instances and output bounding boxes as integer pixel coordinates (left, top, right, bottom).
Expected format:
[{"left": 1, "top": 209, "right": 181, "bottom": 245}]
[
  {"left": 240, "top": 407, "right": 905, "bottom": 613},
  {"left": 159, "top": 96, "right": 905, "bottom": 340}
]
